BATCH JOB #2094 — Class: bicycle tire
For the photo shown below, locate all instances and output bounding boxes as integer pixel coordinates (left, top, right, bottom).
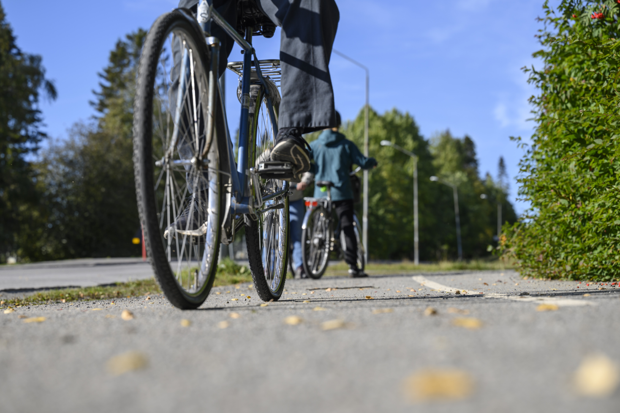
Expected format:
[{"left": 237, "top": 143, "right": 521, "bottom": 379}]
[
  {"left": 245, "top": 82, "right": 289, "bottom": 301},
  {"left": 302, "top": 205, "right": 331, "bottom": 279},
  {"left": 133, "top": 9, "right": 222, "bottom": 309}
]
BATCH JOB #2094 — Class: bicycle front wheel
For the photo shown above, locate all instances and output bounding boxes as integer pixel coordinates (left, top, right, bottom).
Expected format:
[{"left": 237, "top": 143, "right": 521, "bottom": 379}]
[
  {"left": 245, "top": 82, "right": 289, "bottom": 301},
  {"left": 302, "top": 205, "right": 331, "bottom": 279},
  {"left": 133, "top": 9, "right": 221, "bottom": 309}
]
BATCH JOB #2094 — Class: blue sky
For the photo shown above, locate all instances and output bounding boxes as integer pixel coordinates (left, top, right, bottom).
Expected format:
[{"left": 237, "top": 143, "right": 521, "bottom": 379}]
[{"left": 4, "top": 0, "right": 555, "bottom": 213}]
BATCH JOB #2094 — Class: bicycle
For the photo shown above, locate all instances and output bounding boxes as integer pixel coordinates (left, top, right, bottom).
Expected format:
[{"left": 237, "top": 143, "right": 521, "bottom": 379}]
[
  {"left": 133, "top": 0, "right": 293, "bottom": 309},
  {"left": 300, "top": 168, "right": 365, "bottom": 279}
]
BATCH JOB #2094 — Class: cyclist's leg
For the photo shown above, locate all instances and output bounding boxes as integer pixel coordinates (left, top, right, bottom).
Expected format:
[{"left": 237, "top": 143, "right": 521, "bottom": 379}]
[
  {"left": 333, "top": 199, "right": 358, "bottom": 268},
  {"left": 258, "top": 0, "right": 340, "bottom": 176},
  {"left": 289, "top": 197, "right": 306, "bottom": 276}
]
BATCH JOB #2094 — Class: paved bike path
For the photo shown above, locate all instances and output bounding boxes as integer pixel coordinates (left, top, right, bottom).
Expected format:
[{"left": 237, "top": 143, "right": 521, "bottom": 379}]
[{"left": 1, "top": 270, "right": 619, "bottom": 413}]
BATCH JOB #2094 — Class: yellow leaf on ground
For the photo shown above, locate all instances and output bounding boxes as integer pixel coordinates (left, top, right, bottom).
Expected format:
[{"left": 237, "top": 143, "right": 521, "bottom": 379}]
[
  {"left": 260, "top": 303, "right": 268, "bottom": 307},
  {"left": 303, "top": 300, "right": 310, "bottom": 303},
  {"left": 325, "top": 288, "right": 333, "bottom": 292},
  {"left": 4, "top": 309, "right": 15, "bottom": 314},
  {"left": 231, "top": 298, "right": 238, "bottom": 301},
  {"left": 18, "top": 315, "right": 27, "bottom": 319},
  {"left": 284, "top": 316, "right": 302, "bottom": 325},
  {"left": 91, "top": 308, "right": 103, "bottom": 311},
  {"left": 447, "top": 308, "right": 470, "bottom": 315},
  {"left": 106, "top": 351, "right": 148, "bottom": 376},
  {"left": 216, "top": 292, "right": 221, "bottom": 295},
  {"left": 583, "top": 294, "right": 591, "bottom": 297},
  {"left": 313, "top": 307, "right": 326, "bottom": 311},
  {"left": 246, "top": 296, "right": 251, "bottom": 299},
  {"left": 230, "top": 312, "right": 240, "bottom": 319},
  {"left": 23, "top": 317, "right": 46, "bottom": 323},
  {"left": 121, "top": 310, "right": 134, "bottom": 320},
  {"left": 536, "top": 304, "right": 559, "bottom": 312},
  {"left": 365, "top": 296, "right": 373, "bottom": 299},
  {"left": 573, "top": 354, "right": 619, "bottom": 397},
  {"left": 218, "top": 321, "right": 229, "bottom": 329},
  {"left": 452, "top": 317, "right": 482, "bottom": 329},
  {"left": 180, "top": 319, "right": 191, "bottom": 327},
  {"left": 373, "top": 308, "right": 394, "bottom": 314},
  {"left": 424, "top": 307, "right": 437, "bottom": 316},
  {"left": 321, "top": 319, "right": 346, "bottom": 331},
  {"left": 402, "top": 369, "right": 475, "bottom": 402}
]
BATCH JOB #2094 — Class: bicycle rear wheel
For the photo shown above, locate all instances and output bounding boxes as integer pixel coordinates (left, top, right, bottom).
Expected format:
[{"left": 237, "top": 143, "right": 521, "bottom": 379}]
[
  {"left": 133, "top": 9, "right": 221, "bottom": 309},
  {"left": 302, "top": 205, "right": 331, "bottom": 279},
  {"left": 245, "top": 82, "right": 289, "bottom": 301}
]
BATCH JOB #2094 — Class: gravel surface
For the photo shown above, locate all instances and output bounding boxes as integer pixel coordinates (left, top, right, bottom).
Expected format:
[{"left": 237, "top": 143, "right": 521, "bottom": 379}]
[{"left": 1, "top": 270, "right": 619, "bottom": 413}]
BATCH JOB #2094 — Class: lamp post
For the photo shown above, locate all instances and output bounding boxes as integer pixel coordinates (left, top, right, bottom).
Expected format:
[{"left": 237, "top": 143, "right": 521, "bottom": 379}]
[
  {"left": 380, "top": 140, "right": 418, "bottom": 265},
  {"left": 333, "top": 49, "right": 369, "bottom": 263},
  {"left": 430, "top": 176, "right": 462, "bottom": 261}
]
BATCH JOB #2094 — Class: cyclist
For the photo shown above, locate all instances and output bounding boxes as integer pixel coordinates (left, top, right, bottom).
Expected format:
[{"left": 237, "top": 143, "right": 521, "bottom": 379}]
[
  {"left": 179, "top": 0, "right": 340, "bottom": 178},
  {"left": 297, "top": 111, "right": 377, "bottom": 277}
]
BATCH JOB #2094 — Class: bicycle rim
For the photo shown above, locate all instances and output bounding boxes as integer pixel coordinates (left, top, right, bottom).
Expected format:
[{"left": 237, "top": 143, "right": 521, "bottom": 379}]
[
  {"left": 303, "top": 206, "right": 330, "bottom": 279},
  {"left": 134, "top": 10, "right": 220, "bottom": 308},
  {"left": 246, "top": 84, "right": 289, "bottom": 298}
]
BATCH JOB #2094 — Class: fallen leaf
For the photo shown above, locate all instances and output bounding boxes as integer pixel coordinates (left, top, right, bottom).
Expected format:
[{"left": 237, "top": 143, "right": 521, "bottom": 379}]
[
  {"left": 235, "top": 286, "right": 240, "bottom": 289},
  {"left": 4, "top": 309, "right": 15, "bottom": 314},
  {"left": 455, "top": 290, "right": 461, "bottom": 295},
  {"left": 373, "top": 308, "right": 394, "bottom": 314},
  {"left": 396, "top": 290, "right": 401, "bottom": 293},
  {"left": 61, "top": 299, "right": 66, "bottom": 303},
  {"left": 402, "top": 369, "right": 475, "bottom": 402},
  {"left": 573, "top": 354, "right": 619, "bottom": 397},
  {"left": 105, "top": 315, "right": 115, "bottom": 319},
  {"left": 284, "top": 316, "right": 302, "bottom": 325},
  {"left": 424, "top": 307, "right": 437, "bottom": 316},
  {"left": 365, "top": 296, "right": 373, "bottom": 299},
  {"left": 260, "top": 303, "right": 269, "bottom": 307},
  {"left": 0, "top": 301, "right": 4, "bottom": 305},
  {"left": 321, "top": 319, "right": 345, "bottom": 330},
  {"left": 218, "top": 321, "right": 229, "bottom": 329},
  {"left": 231, "top": 298, "right": 238, "bottom": 301},
  {"left": 583, "top": 294, "right": 591, "bottom": 297},
  {"left": 310, "top": 291, "right": 315, "bottom": 295},
  {"left": 302, "top": 293, "right": 307, "bottom": 296},
  {"left": 106, "top": 351, "right": 148, "bottom": 376},
  {"left": 18, "top": 315, "right": 27, "bottom": 319},
  {"left": 180, "top": 319, "right": 191, "bottom": 327},
  {"left": 447, "top": 308, "right": 470, "bottom": 315},
  {"left": 246, "top": 296, "right": 251, "bottom": 299},
  {"left": 92, "top": 308, "right": 103, "bottom": 311},
  {"left": 325, "top": 288, "right": 333, "bottom": 292},
  {"left": 121, "top": 310, "right": 134, "bottom": 320},
  {"left": 230, "top": 312, "right": 240, "bottom": 319},
  {"left": 313, "top": 307, "right": 326, "bottom": 311},
  {"left": 303, "top": 300, "right": 310, "bottom": 303},
  {"left": 483, "top": 283, "right": 488, "bottom": 286},
  {"left": 23, "top": 317, "right": 46, "bottom": 323},
  {"left": 145, "top": 297, "right": 151, "bottom": 301},
  {"left": 536, "top": 304, "right": 558, "bottom": 312},
  {"left": 452, "top": 317, "right": 482, "bottom": 329},
  {"left": 409, "top": 295, "right": 415, "bottom": 297},
  {"left": 216, "top": 292, "right": 221, "bottom": 295}
]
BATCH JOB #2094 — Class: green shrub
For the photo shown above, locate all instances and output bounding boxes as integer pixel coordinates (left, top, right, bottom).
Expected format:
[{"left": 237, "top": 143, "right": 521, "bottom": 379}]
[{"left": 503, "top": 0, "right": 620, "bottom": 281}]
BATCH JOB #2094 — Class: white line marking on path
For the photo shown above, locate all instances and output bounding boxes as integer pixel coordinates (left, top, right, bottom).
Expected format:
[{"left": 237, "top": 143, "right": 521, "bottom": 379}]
[{"left": 411, "top": 276, "right": 595, "bottom": 307}]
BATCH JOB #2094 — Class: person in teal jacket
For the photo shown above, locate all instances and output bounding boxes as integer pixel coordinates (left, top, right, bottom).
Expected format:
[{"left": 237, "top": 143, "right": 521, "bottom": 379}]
[{"left": 297, "top": 112, "right": 377, "bottom": 277}]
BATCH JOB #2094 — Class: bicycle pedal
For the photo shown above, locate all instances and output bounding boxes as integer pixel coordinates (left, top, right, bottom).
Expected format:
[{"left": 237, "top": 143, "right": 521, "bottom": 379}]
[{"left": 256, "top": 161, "right": 295, "bottom": 180}]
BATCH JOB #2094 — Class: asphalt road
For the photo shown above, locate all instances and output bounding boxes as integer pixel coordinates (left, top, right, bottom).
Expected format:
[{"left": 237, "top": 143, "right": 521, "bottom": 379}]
[
  {"left": 0, "top": 258, "right": 154, "bottom": 293},
  {"left": 1, "top": 270, "right": 619, "bottom": 413}
]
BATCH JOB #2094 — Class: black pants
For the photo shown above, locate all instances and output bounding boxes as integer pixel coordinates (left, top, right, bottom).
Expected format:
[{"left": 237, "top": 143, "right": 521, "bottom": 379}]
[
  {"left": 333, "top": 199, "right": 357, "bottom": 268},
  {"left": 178, "top": 0, "right": 339, "bottom": 130}
]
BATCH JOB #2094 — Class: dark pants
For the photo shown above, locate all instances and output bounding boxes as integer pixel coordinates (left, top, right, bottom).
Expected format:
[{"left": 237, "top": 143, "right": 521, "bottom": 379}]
[
  {"left": 333, "top": 199, "right": 357, "bottom": 268},
  {"left": 178, "top": 0, "right": 339, "bottom": 130}
]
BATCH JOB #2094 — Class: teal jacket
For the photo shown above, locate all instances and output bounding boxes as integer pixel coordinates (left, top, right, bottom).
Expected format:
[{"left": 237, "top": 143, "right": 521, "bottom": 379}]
[{"left": 306, "top": 130, "right": 377, "bottom": 202}]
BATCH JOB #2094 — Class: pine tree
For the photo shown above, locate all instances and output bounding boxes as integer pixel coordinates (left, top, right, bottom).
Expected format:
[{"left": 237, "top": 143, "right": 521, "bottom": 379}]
[{"left": 0, "top": 3, "right": 56, "bottom": 260}]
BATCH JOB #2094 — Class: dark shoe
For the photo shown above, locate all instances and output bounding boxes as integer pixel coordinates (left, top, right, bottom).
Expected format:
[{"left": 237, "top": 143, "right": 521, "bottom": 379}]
[
  {"left": 295, "top": 266, "right": 307, "bottom": 279},
  {"left": 164, "top": 191, "right": 210, "bottom": 239},
  {"left": 348, "top": 266, "right": 368, "bottom": 278},
  {"left": 270, "top": 128, "right": 312, "bottom": 180}
]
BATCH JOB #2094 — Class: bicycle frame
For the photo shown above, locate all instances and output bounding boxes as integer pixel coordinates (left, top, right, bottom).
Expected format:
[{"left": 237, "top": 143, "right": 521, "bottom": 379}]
[{"left": 176, "top": 0, "right": 288, "bottom": 225}]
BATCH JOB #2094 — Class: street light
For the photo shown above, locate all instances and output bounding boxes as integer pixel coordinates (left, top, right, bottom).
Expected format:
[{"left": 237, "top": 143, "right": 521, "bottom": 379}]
[
  {"left": 333, "top": 49, "right": 369, "bottom": 263},
  {"left": 430, "top": 175, "right": 463, "bottom": 261},
  {"left": 380, "top": 140, "right": 419, "bottom": 265}
]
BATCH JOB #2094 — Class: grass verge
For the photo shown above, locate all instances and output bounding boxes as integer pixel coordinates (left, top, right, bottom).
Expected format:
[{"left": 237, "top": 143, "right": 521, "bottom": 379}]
[{"left": 0, "top": 259, "right": 511, "bottom": 308}]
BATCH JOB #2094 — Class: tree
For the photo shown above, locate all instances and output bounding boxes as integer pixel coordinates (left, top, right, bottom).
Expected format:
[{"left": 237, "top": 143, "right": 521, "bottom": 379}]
[
  {"left": 17, "top": 30, "right": 146, "bottom": 261},
  {"left": 502, "top": 1, "right": 620, "bottom": 281},
  {"left": 0, "top": 3, "right": 56, "bottom": 261}
]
